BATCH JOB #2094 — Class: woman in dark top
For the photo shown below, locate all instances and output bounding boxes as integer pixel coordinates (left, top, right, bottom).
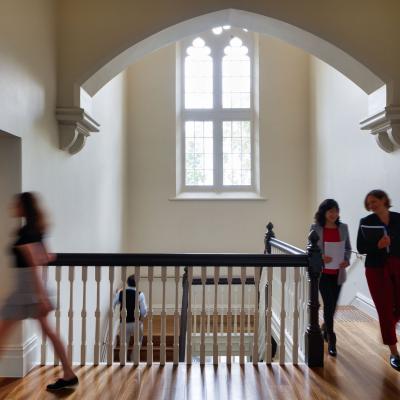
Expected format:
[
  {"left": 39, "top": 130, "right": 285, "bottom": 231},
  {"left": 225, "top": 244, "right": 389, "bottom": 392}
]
[
  {"left": 310, "top": 199, "right": 351, "bottom": 356},
  {"left": 0, "top": 192, "right": 78, "bottom": 390},
  {"left": 357, "top": 189, "right": 400, "bottom": 371}
]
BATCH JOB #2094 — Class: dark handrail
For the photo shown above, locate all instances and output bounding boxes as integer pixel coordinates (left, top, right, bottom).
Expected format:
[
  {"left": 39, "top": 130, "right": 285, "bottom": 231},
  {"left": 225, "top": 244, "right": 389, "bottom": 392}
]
[
  {"left": 269, "top": 238, "right": 306, "bottom": 255},
  {"left": 52, "top": 253, "right": 309, "bottom": 267}
]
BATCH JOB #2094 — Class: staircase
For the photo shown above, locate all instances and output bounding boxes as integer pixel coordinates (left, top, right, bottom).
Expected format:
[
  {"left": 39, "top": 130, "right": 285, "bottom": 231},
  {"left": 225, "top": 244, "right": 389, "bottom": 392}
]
[
  {"left": 113, "top": 314, "right": 260, "bottom": 362},
  {"left": 114, "top": 315, "right": 175, "bottom": 362}
]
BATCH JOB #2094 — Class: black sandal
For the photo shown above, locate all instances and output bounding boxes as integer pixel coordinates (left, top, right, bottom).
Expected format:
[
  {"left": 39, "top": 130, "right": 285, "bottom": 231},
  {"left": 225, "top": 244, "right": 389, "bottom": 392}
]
[{"left": 46, "top": 376, "right": 79, "bottom": 391}]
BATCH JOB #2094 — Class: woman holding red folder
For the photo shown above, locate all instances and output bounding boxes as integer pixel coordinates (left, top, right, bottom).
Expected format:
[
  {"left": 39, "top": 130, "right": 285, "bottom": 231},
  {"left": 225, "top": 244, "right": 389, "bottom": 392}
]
[
  {"left": 357, "top": 189, "right": 400, "bottom": 371},
  {"left": 311, "top": 199, "right": 352, "bottom": 356}
]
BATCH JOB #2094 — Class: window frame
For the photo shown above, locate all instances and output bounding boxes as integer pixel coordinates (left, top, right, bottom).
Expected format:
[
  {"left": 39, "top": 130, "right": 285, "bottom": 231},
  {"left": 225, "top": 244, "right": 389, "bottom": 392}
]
[{"left": 176, "top": 28, "right": 260, "bottom": 195}]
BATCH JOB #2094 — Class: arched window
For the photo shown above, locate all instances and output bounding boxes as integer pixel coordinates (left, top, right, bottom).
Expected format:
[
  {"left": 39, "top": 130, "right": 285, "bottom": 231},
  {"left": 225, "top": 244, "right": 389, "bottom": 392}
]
[{"left": 177, "top": 27, "right": 259, "bottom": 196}]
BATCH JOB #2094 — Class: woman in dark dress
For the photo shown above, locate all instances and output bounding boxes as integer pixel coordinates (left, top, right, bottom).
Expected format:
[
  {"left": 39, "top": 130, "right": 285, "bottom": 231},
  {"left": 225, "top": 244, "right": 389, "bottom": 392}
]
[
  {"left": 0, "top": 192, "right": 78, "bottom": 390},
  {"left": 357, "top": 189, "right": 400, "bottom": 371}
]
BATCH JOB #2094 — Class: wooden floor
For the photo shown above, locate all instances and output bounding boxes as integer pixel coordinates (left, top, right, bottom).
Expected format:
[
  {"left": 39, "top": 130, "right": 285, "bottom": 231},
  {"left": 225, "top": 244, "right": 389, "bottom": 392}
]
[{"left": 1, "top": 313, "right": 400, "bottom": 399}]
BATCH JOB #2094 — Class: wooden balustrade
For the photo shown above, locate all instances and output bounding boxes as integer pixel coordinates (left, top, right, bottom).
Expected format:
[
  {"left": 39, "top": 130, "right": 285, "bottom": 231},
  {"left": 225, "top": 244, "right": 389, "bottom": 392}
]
[
  {"left": 41, "top": 229, "right": 322, "bottom": 367},
  {"left": 262, "top": 222, "right": 323, "bottom": 367}
]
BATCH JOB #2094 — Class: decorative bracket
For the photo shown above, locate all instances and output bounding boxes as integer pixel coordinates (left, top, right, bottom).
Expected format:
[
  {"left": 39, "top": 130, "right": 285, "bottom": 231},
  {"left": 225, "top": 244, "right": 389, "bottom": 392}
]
[
  {"left": 56, "top": 107, "right": 100, "bottom": 155},
  {"left": 360, "top": 105, "right": 400, "bottom": 153}
]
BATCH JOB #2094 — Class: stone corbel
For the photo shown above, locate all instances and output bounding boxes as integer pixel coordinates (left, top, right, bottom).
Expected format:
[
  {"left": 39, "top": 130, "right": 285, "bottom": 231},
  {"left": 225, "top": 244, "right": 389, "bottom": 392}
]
[
  {"left": 360, "top": 106, "right": 400, "bottom": 153},
  {"left": 56, "top": 107, "right": 100, "bottom": 155}
]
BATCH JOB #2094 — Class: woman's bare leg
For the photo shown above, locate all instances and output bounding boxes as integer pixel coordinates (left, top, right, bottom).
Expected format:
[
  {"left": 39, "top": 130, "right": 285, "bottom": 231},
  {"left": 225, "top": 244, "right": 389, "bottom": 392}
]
[{"left": 38, "top": 316, "right": 75, "bottom": 379}]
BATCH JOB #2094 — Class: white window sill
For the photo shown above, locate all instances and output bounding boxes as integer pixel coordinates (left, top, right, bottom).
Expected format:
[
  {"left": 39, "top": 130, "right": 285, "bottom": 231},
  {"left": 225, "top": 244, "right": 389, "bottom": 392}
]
[{"left": 169, "top": 192, "right": 267, "bottom": 201}]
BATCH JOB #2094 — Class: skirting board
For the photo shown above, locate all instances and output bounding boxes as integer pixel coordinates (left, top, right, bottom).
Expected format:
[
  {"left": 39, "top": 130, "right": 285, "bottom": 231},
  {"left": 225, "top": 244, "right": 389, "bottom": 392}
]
[
  {"left": 351, "top": 292, "right": 400, "bottom": 335},
  {"left": 0, "top": 335, "right": 38, "bottom": 377}
]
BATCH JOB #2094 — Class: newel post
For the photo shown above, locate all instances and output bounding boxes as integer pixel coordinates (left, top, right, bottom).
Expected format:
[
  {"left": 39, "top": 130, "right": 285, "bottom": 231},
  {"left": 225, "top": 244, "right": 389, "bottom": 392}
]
[
  {"left": 305, "top": 230, "right": 324, "bottom": 367},
  {"left": 264, "top": 222, "right": 275, "bottom": 255}
]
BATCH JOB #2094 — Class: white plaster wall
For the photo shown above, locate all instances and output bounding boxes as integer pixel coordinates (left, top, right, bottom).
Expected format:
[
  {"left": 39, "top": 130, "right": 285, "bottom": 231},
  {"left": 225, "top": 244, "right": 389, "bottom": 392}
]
[
  {"left": 0, "top": 134, "right": 21, "bottom": 301},
  {"left": 0, "top": 133, "right": 24, "bottom": 374},
  {"left": 0, "top": 0, "right": 127, "bottom": 253},
  {"left": 0, "top": 0, "right": 57, "bottom": 375},
  {"left": 43, "top": 73, "right": 128, "bottom": 364},
  {"left": 125, "top": 35, "right": 310, "bottom": 254},
  {"left": 0, "top": 0, "right": 128, "bottom": 369},
  {"left": 309, "top": 57, "right": 400, "bottom": 305}
]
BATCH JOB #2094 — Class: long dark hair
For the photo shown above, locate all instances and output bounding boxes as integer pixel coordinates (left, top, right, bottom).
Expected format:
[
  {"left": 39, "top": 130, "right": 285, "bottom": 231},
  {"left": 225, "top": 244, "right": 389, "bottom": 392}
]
[
  {"left": 314, "top": 199, "right": 340, "bottom": 227},
  {"left": 18, "top": 192, "right": 47, "bottom": 234}
]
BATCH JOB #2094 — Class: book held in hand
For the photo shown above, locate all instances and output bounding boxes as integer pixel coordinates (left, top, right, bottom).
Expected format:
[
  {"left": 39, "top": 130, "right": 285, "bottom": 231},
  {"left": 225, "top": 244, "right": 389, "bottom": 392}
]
[{"left": 360, "top": 225, "right": 386, "bottom": 245}]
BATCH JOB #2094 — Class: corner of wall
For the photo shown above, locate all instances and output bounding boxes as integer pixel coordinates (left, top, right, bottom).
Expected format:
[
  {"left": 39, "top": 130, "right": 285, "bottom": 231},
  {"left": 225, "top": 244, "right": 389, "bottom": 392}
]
[{"left": 0, "top": 334, "right": 39, "bottom": 378}]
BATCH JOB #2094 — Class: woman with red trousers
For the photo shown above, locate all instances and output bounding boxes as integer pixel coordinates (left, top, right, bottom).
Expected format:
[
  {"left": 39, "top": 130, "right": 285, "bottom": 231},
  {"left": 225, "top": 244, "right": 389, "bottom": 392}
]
[{"left": 357, "top": 189, "right": 400, "bottom": 371}]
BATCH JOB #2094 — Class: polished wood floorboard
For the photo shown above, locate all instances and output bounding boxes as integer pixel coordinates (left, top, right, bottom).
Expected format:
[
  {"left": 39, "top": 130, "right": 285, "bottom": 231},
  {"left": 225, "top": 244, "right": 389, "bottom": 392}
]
[{"left": 1, "top": 316, "right": 399, "bottom": 399}]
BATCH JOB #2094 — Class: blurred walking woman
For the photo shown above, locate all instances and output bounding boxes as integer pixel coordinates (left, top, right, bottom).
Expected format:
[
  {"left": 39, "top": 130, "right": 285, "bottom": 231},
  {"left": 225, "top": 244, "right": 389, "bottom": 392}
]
[
  {"left": 357, "top": 190, "right": 400, "bottom": 371},
  {"left": 311, "top": 199, "right": 351, "bottom": 356},
  {"left": 0, "top": 192, "right": 78, "bottom": 390}
]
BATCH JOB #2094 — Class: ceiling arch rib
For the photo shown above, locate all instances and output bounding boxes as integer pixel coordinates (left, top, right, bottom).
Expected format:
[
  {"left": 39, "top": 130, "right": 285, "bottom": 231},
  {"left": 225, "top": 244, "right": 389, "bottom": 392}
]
[{"left": 58, "top": 9, "right": 390, "bottom": 154}]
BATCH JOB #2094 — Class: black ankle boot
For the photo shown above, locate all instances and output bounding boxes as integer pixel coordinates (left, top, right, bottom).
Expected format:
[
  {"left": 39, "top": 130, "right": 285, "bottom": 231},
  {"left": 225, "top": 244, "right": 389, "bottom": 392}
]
[
  {"left": 327, "top": 333, "right": 337, "bottom": 357},
  {"left": 390, "top": 354, "right": 400, "bottom": 371}
]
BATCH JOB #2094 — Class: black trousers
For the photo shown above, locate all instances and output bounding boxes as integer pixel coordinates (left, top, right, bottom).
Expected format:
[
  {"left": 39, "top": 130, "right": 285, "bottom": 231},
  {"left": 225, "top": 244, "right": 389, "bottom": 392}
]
[{"left": 319, "top": 273, "right": 342, "bottom": 334}]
